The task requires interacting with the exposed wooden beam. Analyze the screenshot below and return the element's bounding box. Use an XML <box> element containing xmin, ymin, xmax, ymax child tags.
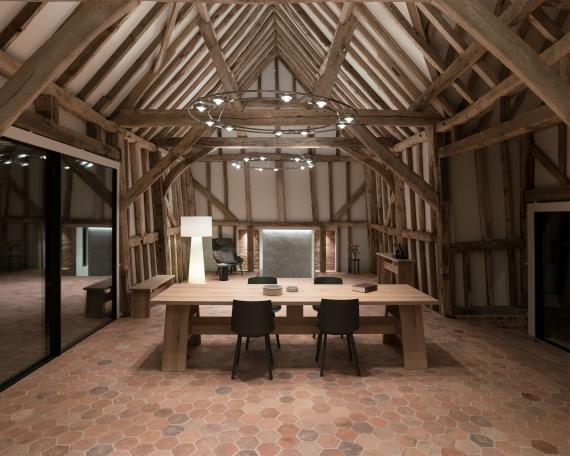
<box><xmin>438</xmin><ymin>33</ymin><xmax>570</xmax><ymax>131</ymax></box>
<box><xmin>154</xmin><ymin>2</ymin><xmax>182</xmax><ymax>73</ymax></box>
<box><xmin>196</xmin><ymin>3</ymin><xmax>242</xmax><ymax>105</ymax></box>
<box><xmin>114</xmin><ymin>108</ymin><xmax>441</xmax><ymax>127</ymax></box>
<box><xmin>121</xmin><ymin>126</ymin><xmax>209</xmax><ymax>209</ymax></box>
<box><xmin>0</xmin><ymin>4</ymin><xmax>45</xmax><ymax>51</ymax></box>
<box><xmin>15</xmin><ymin>110</ymin><xmax>120</xmax><ymax>161</ymax></box>
<box><xmin>434</xmin><ymin>0</ymin><xmax>570</xmax><ymax>126</ymax></box>
<box><xmin>439</xmin><ymin>105</ymin><xmax>560</xmax><ymax>157</ymax></box>
<box><xmin>334</xmin><ymin>183</ymin><xmax>365</xmax><ymax>220</ymax></box>
<box><xmin>348</xmin><ymin>125</ymin><xmax>439</xmax><ymax>209</ymax></box>
<box><xmin>193</xmin><ymin>180</ymin><xmax>239</xmax><ymax>221</ymax></box>
<box><xmin>314</xmin><ymin>3</ymin><xmax>356</xmax><ymax>97</ymax></box>
<box><xmin>0</xmin><ymin>0</ymin><xmax>138</xmax><ymax>136</ymax></box>
<box><xmin>0</xmin><ymin>50</ymin><xmax>159</xmax><ymax>152</ymax></box>
<box><xmin>525</xmin><ymin>185</ymin><xmax>570</xmax><ymax>202</ymax></box>
<box><xmin>63</xmin><ymin>157</ymin><xmax>113</xmax><ymax>207</ymax></box>
<box><xmin>413</xmin><ymin>0</ymin><xmax>546</xmax><ymax>111</ymax></box>
<box><xmin>531</xmin><ymin>142</ymin><xmax>570</xmax><ymax>185</ymax></box>
<box><xmin>153</xmin><ymin>135</ymin><xmax>398</xmax><ymax>149</ymax></box>
<box><xmin>162</xmin><ymin>147</ymin><xmax>214</xmax><ymax>194</ymax></box>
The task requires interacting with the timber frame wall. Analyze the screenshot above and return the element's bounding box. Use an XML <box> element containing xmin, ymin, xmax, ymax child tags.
<box><xmin>0</xmin><ymin>1</ymin><xmax>568</xmax><ymax>319</ymax></box>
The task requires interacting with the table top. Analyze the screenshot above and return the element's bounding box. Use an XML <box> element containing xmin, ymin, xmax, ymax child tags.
<box><xmin>152</xmin><ymin>279</ymin><xmax>438</xmax><ymax>307</ymax></box>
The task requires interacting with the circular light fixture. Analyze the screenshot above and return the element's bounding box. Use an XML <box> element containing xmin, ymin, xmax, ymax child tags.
<box><xmin>188</xmin><ymin>90</ymin><xmax>357</xmax><ymax>136</ymax></box>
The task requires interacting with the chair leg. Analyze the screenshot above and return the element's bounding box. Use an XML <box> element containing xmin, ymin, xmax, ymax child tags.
<box><xmin>319</xmin><ymin>333</ymin><xmax>327</xmax><ymax>377</ymax></box>
<box><xmin>245</xmin><ymin>337</ymin><xmax>250</xmax><ymax>350</ymax></box>
<box><xmin>349</xmin><ymin>333</ymin><xmax>361</xmax><ymax>376</ymax></box>
<box><xmin>315</xmin><ymin>331</ymin><xmax>323</xmax><ymax>363</ymax></box>
<box><xmin>346</xmin><ymin>334</ymin><xmax>352</xmax><ymax>362</ymax></box>
<box><xmin>239</xmin><ymin>264</ymin><xmax>243</xmax><ymax>275</ymax></box>
<box><xmin>231</xmin><ymin>336</ymin><xmax>242</xmax><ymax>379</ymax></box>
<box><xmin>264</xmin><ymin>335</ymin><xmax>273</xmax><ymax>380</ymax></box>
<box><xmin>275</xmin><ymin>334</ymin><xmax>281</xmax><ymax>349</ymax></box>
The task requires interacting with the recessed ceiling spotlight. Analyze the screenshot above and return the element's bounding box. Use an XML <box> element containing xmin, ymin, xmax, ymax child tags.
<box><xmin>273</xmin><ymin>168</ymin><xmax>279</xmax><ymax>172</ymax></box>
<box><xmin>337</xmin><ymin>122</ymin><xmax>347</xmax><ymax>130</ymax></box>
<box><xmin>195</xmin><ymin>103</ymin><xmax>207</xmax><ymax>112</ymax></box>
<box><xmin>243</xmin><ymin>157</ymin><xmax>250</xmax><ymax>162</ymax></box>
<box><xmin>205</xmin><ymin>120</ymin><xmax>215</xmax><ymax>127</ymax></box>
<box><xmin>280</xmin><ymin>94</ymin><xmax>293</xmax><ymax>103</ymax></box>
<box><xmin>18</xmin><ymin>154</ymin><xmax>27</xmax><ymax>159</ymax></box>
<box><xmin>274</xmin><ymin>130</ymin><xmax>283</xmax><ymax>137</ymax></box>
<box><xmin>294</xmin><ymin>157</ymin><xmax>301</xmax><ymax>162</ymax></box>
<box><xmin>344</xmin><ymin>115</ymin><xmax>354</xmax><ymax>124</ymax></box>
<box><xmin>260</xmin><ymin>156</ymin><xmax>266</xmax><ymax>161</ymax></box>
<box><xmin>300</xmin><ymin>130</ymin><xmax>309</xmax><ymax>136</ymax></box>
<box><xmin>315</xmin><ymin>100</ymin><xmax>327</xmax><ymax>108</ymax></box>
<box><xmin>225</xmin><ymin>125</ymin><xmax>234</xmax><ymax>131</ymax></box>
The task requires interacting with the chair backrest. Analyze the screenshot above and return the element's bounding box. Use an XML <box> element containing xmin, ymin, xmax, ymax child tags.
<box><xmin>318</xmin><ymin>299</ymin><xmax>359</xmax><ymax>334</ymax></box>
<box><xmin>231</xmin><ymin>300</ymin><xmax>275</xmax><ymax>336</ymax></box>
<box><xmin>212</xmin><ymin>238</ymin><xmax>237</xmax><ymax>263</ymax></box>
<box><xmin>248</xmin><ymin>276</ymin><xmax>278</xmax><ymax>284</ymax></box>
<box><xmin>314</xmin><ymin>276</ymin><xmax>343</xmax><ymax>285</ymax></box>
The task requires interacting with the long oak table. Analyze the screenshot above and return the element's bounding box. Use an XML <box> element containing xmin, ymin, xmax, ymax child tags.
<box><xmin>152</xmin><ymin>280</ymin><xmax>438</xmax><ymax>372</ymax></box>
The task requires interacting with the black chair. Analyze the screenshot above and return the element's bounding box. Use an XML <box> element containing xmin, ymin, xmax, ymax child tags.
<box><xmin>212</xmin><ymin>238</ymin><xmax>243</xmax><ymax>276</ymax></box>
<box><xmin>315</xmin><ymin>299</ymin><xmax>361</xmax><ymax>377</ymax></box>
<box><xmin>231</xmin><ymin>300</ymin><xmax>275</xmax><ymax>380</ymax></box>
<box><xmin>312</xmin><ymin>277</ymin><xmax>343</xmax><ymax>338</ymax></box>
<box><xmin>247</xmin><ymin>276</ymin><xmax>281</xmax><ymax>349</ymax></box>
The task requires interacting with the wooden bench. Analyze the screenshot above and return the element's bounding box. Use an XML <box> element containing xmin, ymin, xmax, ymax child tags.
<box><xmin>84</xmin><ymin>278</ymin><xmax>113</xmax><ymax>318</ymax></box>
<box><xmin>130</xmin><ymin>275</ymin><xmax>175</xmax><ymax>318</ymax></box>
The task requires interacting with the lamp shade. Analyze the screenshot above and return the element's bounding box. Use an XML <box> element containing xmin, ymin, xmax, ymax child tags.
<box><xmin>180</xmin><ymin>216</ymin><xmax>212</xmax><ymax>237</ymax></box>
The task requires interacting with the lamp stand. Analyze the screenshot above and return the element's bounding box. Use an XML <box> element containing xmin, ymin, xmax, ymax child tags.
<box><xmin>188</xmin><ymin>236</ymin><xmax>206</xmax><ymax>284</ymax></box>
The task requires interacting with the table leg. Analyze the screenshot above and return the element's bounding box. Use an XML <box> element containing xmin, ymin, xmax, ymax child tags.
<box><xmin>162</xmin><ymin>305</ymin><xmax>190</xmax><ymax>372</ymax></box>
<box><xmin>189</xmin><ymin>305</ymin><xmax>201</xmax><ymax>346</ymax></box>
<box><xmin>399</xmin><ymin>306</ymin><xmax>428</xmax><ymax>369</ymax></box>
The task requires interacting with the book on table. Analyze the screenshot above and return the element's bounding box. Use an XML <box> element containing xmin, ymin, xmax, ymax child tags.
<box><xmin>352</xmin><ymin>283</ymin><xmax>378</xmax><ymax>293</ymax></box>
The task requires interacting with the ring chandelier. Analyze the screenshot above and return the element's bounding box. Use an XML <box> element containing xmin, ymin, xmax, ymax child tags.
<box><xmin>230</xmin><ymin>152</ymin><xmax>315</xmax><ymax>173</ymax></box>
<box><xmin>188</xmin><ymin>90</ymin><xmax>358</xmax><ymax>136</ymax></box>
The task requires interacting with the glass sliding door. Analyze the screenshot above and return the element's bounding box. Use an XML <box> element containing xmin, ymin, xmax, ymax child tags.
<box><xmin>0</xmin><ymin>144</ymin><xmax>51</xmax><ymax>385</ymax></box>
<box><xmin>0</xmin><ymin>136</ymin><xmax>117</xmax><ymax>390</ymax></box>
<box><xmin>60</xmin><ymin>160</ymin><xmax>116</xmax><ymax>349</ymax></box>
<box><xmin>535</xmin><ymin>211</ymin><xmax>570</xmax><ymax>351</ymax></box>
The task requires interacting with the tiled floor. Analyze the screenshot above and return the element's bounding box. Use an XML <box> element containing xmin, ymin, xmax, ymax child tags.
<box><xmin>0</xmin><ymin>272</ymin><xmax>113</xmax><ymax>383</ymax></box>
<box><xmin>0</xmin><ymin>274</ymin><xmax>569</xmax><ymax>456</ymax></box>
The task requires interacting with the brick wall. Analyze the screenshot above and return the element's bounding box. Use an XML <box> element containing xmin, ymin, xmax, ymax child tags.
<box><xmin>61</xmin><ymin>227</ymin><xmax>75</xmax><ymax>275</ymax></box>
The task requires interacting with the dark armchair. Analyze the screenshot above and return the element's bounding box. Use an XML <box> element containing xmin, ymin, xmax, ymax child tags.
<box><xmin>212</xmin><ymin>238</ymin><xmax>243</xmax><ymax>275</ymax></box>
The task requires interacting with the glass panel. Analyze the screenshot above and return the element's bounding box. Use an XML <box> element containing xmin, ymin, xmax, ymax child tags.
<box><xmin>61</xmin><ymin>160</ymin><xmax>114</xmax><ymax>349</ymax></box>
<box><xmin>535</xmin><ymin>211</ymin><xmax>570</xmax><ymax>351</ymax></box>
<box><xmin>0</xmin><ymin>145</ymin><xmax>49</xmax><ymax>385</ymax></box>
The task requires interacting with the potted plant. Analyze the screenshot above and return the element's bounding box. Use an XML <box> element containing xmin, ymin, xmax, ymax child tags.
<box><xmin>348</xmin><ymin>242</ymin><xmax>360</xmax><ymax>259</ymax></box>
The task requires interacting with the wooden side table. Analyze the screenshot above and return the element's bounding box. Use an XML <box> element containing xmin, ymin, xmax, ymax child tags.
<box><xmin>376</xmin><ymin>253</ymin><xmax>416</xmax><ymax>287</ymax></box>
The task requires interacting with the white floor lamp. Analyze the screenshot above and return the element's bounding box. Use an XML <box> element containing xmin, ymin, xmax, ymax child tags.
<box><xmin>181</xmin><ymin>216</ymin><xmax>212</xmax><ymax>284</ymax></box>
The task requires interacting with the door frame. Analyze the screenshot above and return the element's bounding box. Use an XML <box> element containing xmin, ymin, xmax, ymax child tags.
<box><xmin>527</xmin><ymin>201</ymin><xmax>570</xmax><ymax>338</ymax></box>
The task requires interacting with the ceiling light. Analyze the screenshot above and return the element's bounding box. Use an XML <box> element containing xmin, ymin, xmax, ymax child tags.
<box><xmin>40</xmin><ymin>155</ymin><xmax>47</xmax><ymax>160</ymax></box>
<box><xmin>294</xmin><ymin>157</ymin><xmax>301</xmax><ymax>162</ymax></box>
<box><xmin>300</xmin><ymin>130</ymin><xmax>309</xmax><ymax>136</ymax></box>
<box><xmin>308</xmin><ymin>164</ymin><xmax>315</xmax><ymax>169</ymax></box>
<box><xmin>20</xmin><ymin>162</ymin><xmax>29</xmax><ymax>167</ymax></box>
<box><xmin>243</xmin><ymin>157</ymin><xmax>250</xmax><ymax>162</ymax></box>
<box><xmin>225</xmin><ymin>125</ymin><xmax>234</xmax><ymax>131</ymax></box>
<box><xmin>337</xmin><ymin>122</ymin><xmax>347</xmax><ymax>130</ymax></box>
<box><xmin>205</xmin><ymin>120</ymin><xmax>215</xmax><ymax>127</ymax></box>
<box><xmin>64</xmin><ymin>165</ymin><xmax>70</xmax><ymax>170</ymax></box>
<box><xmin>260</xmin><ymin>156</ymin><xmax>266</xmax><ymax>161</ymax></box>
<box><xmin>85</xmin><ymin>163</ymin><xmax>94</xmax><ymax>168</ymax></box>
<box><xmin>300</xmin><ymin>165</ymin><xmax>306</xmax><ymax>170</ymax></box>
<box><xmin>273</xmin><ymin>168</ymin><xmax>279</xmax><ymax>172</ymax></box>
<box><xmin>280</xmin><ymin>94</ymin><xmax>293</xmax><ymax>103</ymax></box>
<box><xmin>274</xmin><ymin>130</ymin><xmax>282</xmax><ymax>137</ymax></box>
<box><xmin>315</xmin><ymin>100</ymin><xmax>327</xmax><ymax>108</ymax></box>
<box><xmin>256</xmin><ymin>167</ymin><xmax>263</xmax><ymax>172</ymax></box>
<box><xmin>235</xmin><ymin>164</ymin><xmax>241</xmax><ymax>169</ymax></box>
<box><xmin>344</xmin><ymin>115</ymin><xmax>354</xmax><ymax>124</ymax></box>
<box><xmin>195</xmin><ymin>103</ymin><xmax>207</xmax><ymax>112</ymax></box>
<box><xmin>212</xmin><ymin>96</ymin><xmax>224</xmax><ymax>106</ymax></box>
<box><xmin>4</xmin><ymin>160</ymin><xmax>12</xmax><ymax>165</ymax></box>
<box><xmin>17</xmin><ymin>154</ymin><xmax>27</xmax><ymax>159</ymax></box>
